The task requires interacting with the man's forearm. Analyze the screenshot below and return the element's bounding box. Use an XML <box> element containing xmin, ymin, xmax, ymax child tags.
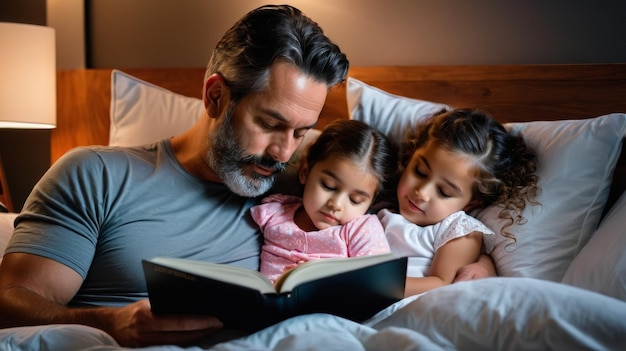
<box><xmin>0</xmin><ymin>285</ymin><xmax>113</xmax><ymax>330</ymax></box>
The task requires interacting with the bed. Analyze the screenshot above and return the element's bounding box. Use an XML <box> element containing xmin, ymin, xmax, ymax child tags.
<box><xmin>1</xmin><ymin>63</ymin><xmax>626</xmax><ymax>350</ymax></box>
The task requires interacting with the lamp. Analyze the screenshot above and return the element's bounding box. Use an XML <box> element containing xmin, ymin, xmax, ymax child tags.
<box><xmin>0</xmin><ymin>22</ymin><xmax>56</xmax><ymax>212</ymax></box>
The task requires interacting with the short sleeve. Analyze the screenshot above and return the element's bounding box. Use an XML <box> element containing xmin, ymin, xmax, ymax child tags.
<box><xmin>433</xmin><ymin>212</ymin><xmax>495</xmax><ymax>253</ymax></box>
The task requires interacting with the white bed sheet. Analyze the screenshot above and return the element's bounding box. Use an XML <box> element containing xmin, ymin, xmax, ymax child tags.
<box><xmin>2</xmin><ymin>277</ymin><xmax>625</xmax><ymax>351</ymax></box>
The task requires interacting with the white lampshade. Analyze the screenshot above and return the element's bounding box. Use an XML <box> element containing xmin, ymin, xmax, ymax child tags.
<box><xmin>0</xmin><ymin>22</ymin><xmax>56</xmax><ymax>129</ymax></box>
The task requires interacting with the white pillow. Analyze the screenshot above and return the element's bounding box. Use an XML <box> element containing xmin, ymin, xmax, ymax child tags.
<box><xmin>477</xmin><ymin>115</ymin><xmax>626</xmax><ymax>281</ymax></box>
<box><xmin>109</xmin><ymin>70</ymin><xmax>205</xmax><ymax>147</ymax></box>
<box><xmin>347</xmin><ymin>77</ymin><xmax>626</xmax><ymax>281</ymax></box>
<box><xmin>561</xmin><ymin>191</ymin><xmax>626</xmax><ymax>301</ymax></box>
<box><xmin>347</xmin><ymin>77</ymin><xmax>449</xmax><ymax>144</ymax></box>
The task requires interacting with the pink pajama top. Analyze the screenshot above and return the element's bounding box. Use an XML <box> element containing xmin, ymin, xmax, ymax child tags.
<box><xmin>251</xmin><ymin>194</ymin><xmax>390</xmax><ymax>283</ymax></box>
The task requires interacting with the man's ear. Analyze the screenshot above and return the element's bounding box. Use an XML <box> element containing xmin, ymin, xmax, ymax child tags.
<box><xmin>204</xmin><ymin>74</ymin><xmax>229</xmax><ymax>119</ymax></box>
<box><xmin>298</xmin><ymin>158</ymin><xmax>310</xmax><ymax>185</ymax></box>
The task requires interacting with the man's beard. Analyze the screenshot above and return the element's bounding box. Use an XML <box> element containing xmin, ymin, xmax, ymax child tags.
<box><xmin>207</xmin><ymin>107</ymin><xmax>287</xmax><ymax>197</ymax></box>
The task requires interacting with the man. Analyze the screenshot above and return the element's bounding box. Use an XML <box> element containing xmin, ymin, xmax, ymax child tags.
<box><xmin>0</xmin><ymin>5</ymin><xmax>349</xmax><ymax>347</ymax></box>
<box><xmin>0</xmin><ymin>4</ymin><xmax>494</xmax><ymax>348</ymax></box>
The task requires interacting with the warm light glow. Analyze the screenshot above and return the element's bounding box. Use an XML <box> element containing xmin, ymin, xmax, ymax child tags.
<box><xmin>0</xmin><ymin>22</ymin><xmax>56</xmax><ymax>129</ymax></box>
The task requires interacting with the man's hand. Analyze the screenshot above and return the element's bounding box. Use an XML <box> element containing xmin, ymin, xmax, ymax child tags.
<box><xmin>108</xmin><ymin>300</ymin><xmax>223</xmax><ymax>347</ymax></box>
<box><xmin>0</xmin><ymin>254</ymin><xmax>223</xmax><ymax>347</ymax></box>
<box><xmin>453</xmin><ymin>253</ymin><xmax>497</xmax><ymax>283</ymax></box>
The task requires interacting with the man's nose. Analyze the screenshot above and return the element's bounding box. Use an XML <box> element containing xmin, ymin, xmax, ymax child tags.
<box><xmin>268</xmin><ymin>133</ymin><xmax>299</xmax><ymax>163</ymax></box>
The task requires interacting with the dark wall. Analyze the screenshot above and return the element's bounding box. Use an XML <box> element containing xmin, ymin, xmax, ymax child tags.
<box><xmin>0</xmin><ymin>0</ymin><xmax>46</xmax><ymax>24</ymax></box>
<box><xmin>85</xmin><ymin>1</ymin><xmax>626</xmax><ymax>68</ymax></box>
<box><xmin>0</xmin><ymin>0</ymin><xmax>52</xmax><ymax>211</ymax></box>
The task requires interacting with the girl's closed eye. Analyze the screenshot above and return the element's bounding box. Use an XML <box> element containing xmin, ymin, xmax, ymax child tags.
<box><xmin>414</xmin><ymin>165</ymin><xmax>427</xmax><ymax>178</ymax></box>
<box><xmin>320</xmin><ymin>180</ymin><xmax>336</xmax><ymax>191</ymax></box>
<box><xmin>438</xmin><ymin>187</ymin><xmax>452</xmax><ymax>198</ymax></box>
<box><xmin>349</xmin><ymin>196</ymin><xmax>365</xmax><ymax>205</ymax></box>
<box><xmin>319</xmin><ymin>180</ymin><xmax>367</xmax><ymax>205</ymax></box>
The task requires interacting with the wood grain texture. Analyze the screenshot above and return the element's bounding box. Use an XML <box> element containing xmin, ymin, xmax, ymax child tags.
<box><xmin>345</xmin><ymin>64</ymin><xmax>626</xmax><ymax>123</ymax></box>
<box><xmin>53</xmin><ymin>69</ymin><xmax>111</xmax><ymax>163</ymax></box>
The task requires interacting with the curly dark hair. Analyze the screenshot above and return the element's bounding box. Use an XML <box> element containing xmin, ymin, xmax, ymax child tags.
<box><xmin>401</xmin><ymin>108</ymin><xmax>540</xmax><ymax>241</ymax></box>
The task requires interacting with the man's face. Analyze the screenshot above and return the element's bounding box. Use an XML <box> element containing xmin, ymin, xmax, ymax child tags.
<box><xmin>209</xmin><ymin>61</ymin><xmax>328</xmax><ymax>197</ymax></box>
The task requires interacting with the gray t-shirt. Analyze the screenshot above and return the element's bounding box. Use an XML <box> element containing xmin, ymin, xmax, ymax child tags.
<box><xmin>6</xmin><ymin>140</ymin><xmax>262</xmax><ymax>306</ymax></box>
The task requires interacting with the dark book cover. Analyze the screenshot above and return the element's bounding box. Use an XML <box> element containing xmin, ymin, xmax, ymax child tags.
<box><xmin>142</xmin><ymin>256</ymin><xmax>407</xmax><ymax>331</ymax></box>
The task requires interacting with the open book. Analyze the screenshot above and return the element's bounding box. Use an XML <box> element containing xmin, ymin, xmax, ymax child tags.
<box><xmin>142</xmin><ymin>253</ymin><xmax>407</xmax><ymax>330</ymax></box>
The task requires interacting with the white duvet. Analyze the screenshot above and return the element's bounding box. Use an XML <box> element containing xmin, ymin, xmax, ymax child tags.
<box><xmin>2</xmin><ymin>277</ymin><xmax>625</xmax><ymax>351</ymax></box>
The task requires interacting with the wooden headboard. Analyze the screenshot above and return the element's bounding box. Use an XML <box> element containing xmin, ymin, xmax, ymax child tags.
<box><xmin>54</xmin><ymin>64</ymin><xmax>626</xmax><ymax>209</ymax></box>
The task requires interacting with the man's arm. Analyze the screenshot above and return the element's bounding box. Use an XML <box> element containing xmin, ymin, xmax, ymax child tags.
<box><xmin>453</xmin><ymin>253</ymin><xmax>497</xmax><ymax>282</ymax></box>
<box><xmin>0</xmin><ymin>253</ymin><xmax>222</xmax><ymax>347</ymax></box>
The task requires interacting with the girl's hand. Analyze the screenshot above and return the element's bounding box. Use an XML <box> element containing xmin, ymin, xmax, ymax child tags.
<box><xmin>453</xmin><ymin>253</ymin><xmax>497</xmax><ymax>282</ymax></box>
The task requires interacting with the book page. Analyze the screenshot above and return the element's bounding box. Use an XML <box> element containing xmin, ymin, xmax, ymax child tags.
<box><xmin>276</xmin><ymin>253</ymin><xmax>397</xmax><ymax>292</ymax></box>
<box><xmin>149</xmin><ymin>257</ymin><xmax>277</xmax><ymax>294</ymax></box>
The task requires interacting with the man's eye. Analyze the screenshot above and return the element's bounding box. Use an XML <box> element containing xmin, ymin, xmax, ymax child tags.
<box><xmin>261</xmin><ymin>120</ymin><xmax>276</xmax><ymax>130</ymax></box>
<box><xmin>294</xmin><ymin>129</ymin><xmax>308</xmax><ymax>139</ymax></box>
